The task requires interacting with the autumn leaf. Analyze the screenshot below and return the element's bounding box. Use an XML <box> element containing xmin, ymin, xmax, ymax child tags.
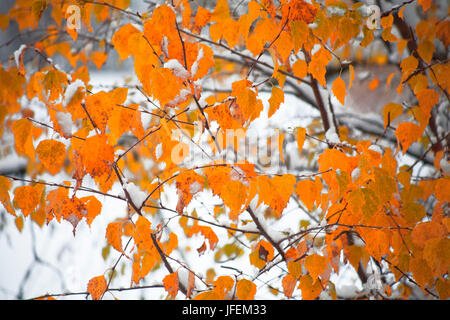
<box><xmin>304</xmin><ymin>254</ymin><xmax>327</xmax><ymax>281</ymax></box>
<box><xmin>14</xmin><ymin>185</ymin><xmax>39</xmax><ymax>217</ymax></box>
<box><xmin>163</xmin><ymin>272</ymin><xmax>179</xmax><ymax>299</ymax></box>
<box><xmin>213</xmin><ymin>275</ymin><xmax>234</xmax><ymax>299</ymax></box>
<box><xmin>12</xmin><ymin>118</ymin><xmax>35</xmax><ymax>159</ymax></box>
<box><xmin>0</xmin><ymin>176</ymin><xmax>15</xmax><ymax>216</ymax></box>
<box><xmin>106</xmin><ymin>221</ymin><xmax>124</xmax><ymax>253</ymax></box>
<box><xmin>87</xmin><ymin>275</ymin><xmax>107</xmax><ymax>300</ymax></box>
<box><xmin>282</xmin><ymin>274</ymin><xmax>297</xmax><ymax>299</ymax></box>
<box><xmin>299</xmin><ymin>274</ymin><xmax>322</xmax><ymax>300</ymax></box>
<box><xmin>395</xmin><ymin>122</ymin><xmax>423</xmax><ymax>153</ymax></box>
<box><xmin>236</xmin><ymin>279</ymin><xmax>256</xmax><ymax>300</ymax></box>
<box><xmin>36</xmin><ymin>139</ymin><xmax>66</xmax><ymax>175</ymax></box>
<box><xmin>78</xmin><ymin>134</ymin><xmax>115</xmax><ymax>178</ymax></box>
<box><xmin>268</xmin><ymin>86</ymin><xmax>284</xmax><ymax>117</ymax></box>
<box><xmin>331</xmin><ymin>76</ymin><xmax>346</xmax><ymax>105</ymax></box>
<box><xmin>112</xmin><ymin>24</ymin><xmax>140</xmax><ymax>60</ymax></box>
<box><xmin>249</xmin><ymin>240</ymin><xmax>274</xmax><ymax>269</ymax></box>
<box><xmin>382</xmin><ymin>103</ymin><xmax>404</xmax><ymax>129</ymax></box>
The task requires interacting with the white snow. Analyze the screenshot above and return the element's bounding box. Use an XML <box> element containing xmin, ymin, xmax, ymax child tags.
<box><xmin>351</xmin><ymin>167</ymin><xmax>361</xmax><ymax>181</ymax></box>
<box><xmin>55</xmin><ymin>111</ymin><xmax>74</xmax><ymax>138</ymax></box>
<box><xmin>189</xmin><ymin>181</ymin><xmax>202</xmax><ymax>194</ymax></box>
<box><xmin>368</xmin><ymin>144</ymin><xmax>382</xmax><ymax>154</ymax></box>
<box><xmin>14</xmin><ymin>44</ymin><xmax>27</xmax><ymax>69</ymax></box>
<box><xmin>440</xmin><ymin>158</ymin><xmax>450</xmax><ymax>175</ymax></box>
<box><xmin>325</xmin><ymin>128</ymin><xmax>341</xmax><ymax>144</ymax></box>
<box><xmin>166</xmin><ymin>88</ymin><xmax>190</xmax><ymax>106</ymax></box>
<box><xmin>155</xmin><ymin>143</ymin><xmax>163</xmax><ymax>160</ymax></box>
<box><xmin>326</xmin><ymin>6</ymin><xmax>347</xmax><ymax>17</ymax></box>
<box><xmin>164</xmin><ymin>59</ymin><xmax>191</xmax><ymax>80</ymax></box>
<box><xmin>123</xmin><ymin>182</ymin><xmax>148</xmax><ymax>209</ymax></box>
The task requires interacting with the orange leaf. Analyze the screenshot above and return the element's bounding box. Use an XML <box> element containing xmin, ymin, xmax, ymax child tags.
<box><xmin>193</xmin><ymin>291</ymin><xmax>220</xmax><ymax>300</ymax></box>
<box><xmin>249</xmin><ymin>240</ymin><xmax>274</xmax><ymax>269</ymax></box>
<box><xmin>299</xmin><ymin>274</ymin><xmax>322</xmax><ymax>300</ymax></box>
<box><xmin>236</xmin><ymin>279</ymin><xmax>256</xmax><ymax>300</ymax></box>
<box><xmin>90</xmin><ymin>51</ymin><xmax>108</xmax><ymax>69</ymax></box>
<box><xmin>0</xmin><ymin>176</ymin><xmax>15</xmax><ymax>216</ymax></box>
<box><xmin>282</xmin><ymin>274</ymin><xmax>297</xmax><ymax>298</ymax></box>
<box><xmin>213</xmin><ymin>275</ymin><xmax>235</xmax><ymax>299</ymax></box>
<box><xmin>220</xmin><ymin>179</ymin><xmax>248</xmax><ymax>220</ymax></box>
<box><xmin>106</xmin><ymin>221</ymin><xmax>123</xmax><ymax>253</ymax></box>
<box><xmin>368</xmin><ymin>77</ymin><xmax>379</xmax><ymax>90</ymax></box>
<box><xmin>12</xmin><ymin>118</ymin><xmax>35</xmax><ymax>159</ymax></box>
<box><xmin>36</xmin><ymin>139</ymin><xmax>66</xmax><ymax>175</ymax></box>
<box><xmin>395</xmin><ymin>122</ymin><xmax>423</xmax><ymax>153</ymax></box>
<box><xmin>295</xmin><ymin>178</ymin><xmax>322</xmax><ymax>211</ymax></box>
<box><xmin>292</xmin><ymin>58</ymin><xmax>307</xmax><ymax>80</ymax></box>
<box><xmin>268</xmin><ymin>86</ymin><xmax>284</xmax><ymax>117</ymax></box>
<box><xmin>348</xmin><ymin>64</ymin><xmax>355</xmax><ymax>89</ymax></box>
<box><xmin>308</xmin><ymin>47</ymin><xmax>331</xmax><ymax>87</ymax></box>
<box><xmin>112</xmin><ymin>24</ymin><xmax>140</xmax><ymax>60</ymax></box>
<box><xmin>78</xmin><ymin>134</ymin><xmax>115</xmax><ymax>178</ymax></box>
<box><xmin>187</xmin><ymin>225</ymin><xmax>219</xmax><ymax>250</ymax></box>
<box><xmin>256</xmin><ymin>174</ymin><xmax>296</xmax><ymax>216</ymax></box>
<box><xmin>145</xmin><ymin>68</ymin><xmax>183</xmax><ymax>107</ymax></box>
<box><xmin>14</xmin><ymin>185</ymin><xmax>39</xmax><ymax>217</ymax></box>
<box><xmin>296</xmin><ymin>127</ymin><xmax>306</xmax><ymax>156</ymax></box>
<box><xmin>163</xmin><ymin>272</ymin><xmax>179</xmax><ymax>299</ymax></box>
<box><xmin>382</xmin><ymin>103</ymin><xmax>403</xmax><ymax>129</ymax></box>
<box><xmin>87</xmin><ymin>275</ymin><xmax>107</xmax><ymax>300</ymax></box>
<box><xmin>304</xmin><ymin>254</ymin><xmax>327</xmax><ymax>281</ymax></box>
<box><xmin>331</xmin><ymin>76</ymin><xmax>346</xmax><ymax>105</ymax></box>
